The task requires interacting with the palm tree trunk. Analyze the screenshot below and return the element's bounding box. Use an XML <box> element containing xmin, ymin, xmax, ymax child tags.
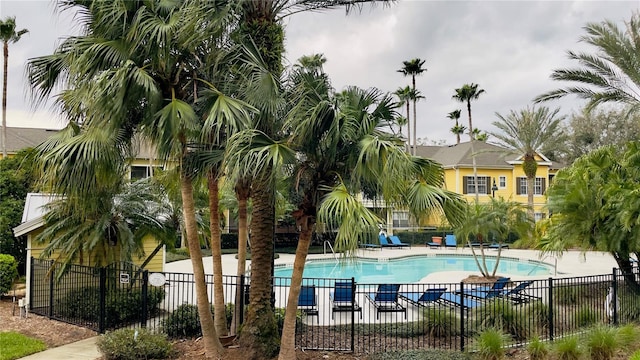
<box><xmin>412</xmin><ymin>76</ymin><xmax>417</xmax><ymax>156</ymax></box>
<box><xmin>239</xmin><ymin>174</ymin><xmax>279</xmax><ymax>359</ymax></box>
<box><xmin>231</xmin><ymin>179</ymin><xmax>250</xmax><ymax>335</ymax></box>
<box><xmin>2</xmin><ymin>41</ymin><xmax>8</xmax><ymax>158</ymax></box>
<box><xmin>181</xmin><ymin>172</ymin><xmax>224</xmax><ymax>358</ymax></box>
<box><xmin>527</xmin><ymin>175</ymin><xmax>535</xmax><ymax>219</ymax></box>
<box><xmin>278</xmin><ymin>218</ymin><xmax>313</xmax><ymax>360</ymax></box>
<box><xmin>405</xmin><ymin>102</ymin><xmax>411</xmax><ymax>153</ymax></box>
<box><xmin>466</xmin><ymin>101</ymin><xmax>474</xmax><ymax>140</ymax></box>
<box><xmin>208</xmin><ymin>169</ymin><xmax>228</xmax><ymax>336</ymax></box>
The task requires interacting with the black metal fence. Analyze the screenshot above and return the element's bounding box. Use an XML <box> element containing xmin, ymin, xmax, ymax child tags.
<box><xmin>29</xmin><ymin>258</ymin><xmax>640</xmax><ymax>353</ymax></box>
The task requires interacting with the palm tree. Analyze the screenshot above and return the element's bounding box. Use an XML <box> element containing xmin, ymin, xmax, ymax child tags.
<box><xmin>27</xmin><ymin>1</ymin><xmax>253</xmax><ymax>357</ymax></box>
<box><xmin>491</xmin><ymin>106</ymin><xmax>566</xmax><ymax>218</ymax></box>
<box><xmin>398</xmin><ymin>58</ymin><xmax>427</xmax><ymax>155</ymax></box>
<box><xmin>228</xmin><ymin>57</ymin><xmax>466</xmax><ymax>360</ymax></box>
<box><xmin>453</xmin><ymin>83</ymin><xmax>485</xmax><ymax>201</ymax></box>
<box><xmin>534</xmin><ymin>13</ymin><xmax>640</xmax><ymax>113</ymax></box>
<box><xmin>472</xmin><ymin>128</ymin><xmax>489</xmax><ymax>142</ymax></box>
<box><xmin>394</xmin><ymin>86</ymin><xmax>411</xmax><ymax>149</ymax></box>
<box><xmin>447</xmin><ymin>109</ymin><xmax>463</xmax><ymax>144</ymax></box>
<box><xmin>453</xmin><ymin>83</ymin><xmax>485</xmax><ymax>140</ymax></box>
<box><xmin>0</xmin><ymin>17</ymin><xmax>28</xmax><ymax>158</ymax></box>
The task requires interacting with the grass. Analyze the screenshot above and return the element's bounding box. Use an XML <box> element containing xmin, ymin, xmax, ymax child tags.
<box><xmin>0</xmin><ymin>331</ymin><xmax>47</xmax><ymax>360</ymax></box>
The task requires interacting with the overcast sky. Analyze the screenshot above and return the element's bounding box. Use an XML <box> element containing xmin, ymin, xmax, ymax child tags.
<box><xmin>1</xmin><ymin>0</ymin><xmax>638</xmax><ymax>144</ymax></box>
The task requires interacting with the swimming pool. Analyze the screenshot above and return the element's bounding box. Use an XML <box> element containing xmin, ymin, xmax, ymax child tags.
<box><xmin>273</xmin><ymin>255</ymin><xmax>552</xmax><ymax>284</ymax></box>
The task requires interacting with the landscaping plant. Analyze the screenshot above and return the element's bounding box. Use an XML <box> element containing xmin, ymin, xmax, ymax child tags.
<box><xmin>584</xmin><ymin>325</ymin><xmax>619</xmax><ymax>360</ymax></box>
<box><xmin>97</xmin><ymin>328</ymin><xmax>173</xmax><ymax>360</ymax></box>
<box><xmin>552</xmin><ymin>336</ymin><xmax>582</xmax><ymax>360</ymax></box>
<box><xmin>0</xmin><ymin>254</ymin><xmax>18</xmax><ymax>295</ymax></box>
<box><xmin>526</xmin><ymin>335</ymin><xmax>549</xmax><ymax>360</ymax></box>
<box><xmin>473</xmin><ymin>327</ymin><xmax>508</xmax><ymax>360</ymax></box>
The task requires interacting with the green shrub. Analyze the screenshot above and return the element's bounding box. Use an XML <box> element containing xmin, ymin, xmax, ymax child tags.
<box><xmin>527</xmin><ymin>336</ymin><xmax>549</xmax><ymax>360</ymax></box>
<box><xmin>555</xmin><ymin>285</ymin><xmax>579</xmax><ymax>305</ymax></box>
<box><xmin>163</xmin><ymin>303</ymin><xmax>234</xmax><ymax>338</ymax></box>
<box><xmin>618</xmin><ymin>324</ymin><xmax>640</xmax><ymax>350</ymax></box>
<box><xmin>553</xmin><ymin>336</ymin><xmax>582</xmax><ymax>360</ymax></box>
<box><xmin>422</xmin><ymin>307</ymin><xmax>460</xmax><ymax>337</ymax></box>
<box><xmin>367</xmin><ymin>349</ymin><xmax>471</xmax><ymax>360</ymax></box>
<box><xmin>584</xmin><ymin>325</ymin><xmax>618</xmax><ymax>360</ymax></box>
<box><xmin>525</xmin><ymin>300</ymin><xmax>550</xmax><ymax>330</ymax></box>
<box><xmin>575</xmin><ymin>305</ymin><xmax>599</xmax><ymax>327</ymax></box>
<box><xmin>474</xmin><ymin>299</ymin><xmax>527</xmax><ymax>340</ymax></box>
<box><xmin>473</xmin><ymin>327</ymin><xmax>508</xmax><ymax>360</ymax></box>
<box><xmin>97</xmin><ymin>328</ymin><xmax>172</xmax><ymax>360</ymax></box>
<box><xmin>55</xmin><ymin>286</ymin><xmax>165</xmax><ymax>328</ymax></box>
<box><xmin>0</xmin><ymin>254</ymin><xmax>18</xmax><ymax>295</ymax></box>
<box><xmin>631</xmin><ymin>349</ymin><xmax>640</xmax><ymax>360</ymax></box>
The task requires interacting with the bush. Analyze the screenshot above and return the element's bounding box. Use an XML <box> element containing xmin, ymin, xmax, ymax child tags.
<box><xmin>575</xmin><ymin>305</ymin><xmax>599</xmax><ymax>327</ymax></box>
<box><xmin>367</xmin><ymin>349</ymin><xmax>471</xmax><ymax>360</ymax></box>
<box><xmin>474</xmin><ymin>299</ymin><xmax>528</xmax><ymax>340</ymax></box>
<box><xmin>97</xmin><ymin>328</ymin><xmax>172</xmax><ymax>360</ymax></box>
<box><xmin>422</xmin><ymin>307</ymin><xmax>460</xmax><ymax>337</ymax></box>
<box><xmin>631</xmin><ymin>349</ymin><xmax>640</xmax><ymax>360</ymax></box>
<box><xmin>555</xmin><ymin>285</ymin><xmax>579</xmax><ymax>305</ymax></box>
<box><xmin>553</xmin><ymin>336</ymin><xmax>582</xmax><ymax>360</ymax></box>
<box><xmin>618</xmin><ymin>324</ymin><xmax>640</xmax><ymax>350</ymax></box>
<box><xmin>473</xmin><ymin>327</ymin><xmax>508</xmax><ymax>360</ymax></box>
<box><xmin>527</xmin><ymin>336</ymin><xmax>549</xmax><ymax>360</ymax></box>
<box><xmin>163</xmin><ymin>303</ymin><xmax>234</xmax><ymax>338</ymax></box>
<box><xmin>584</xmin><ymin>325</ymin><xmax>618</xmax><ymax>360</ymax></box>
<box><xmin>56</xmin><ymin>286</ymin><xmax>165</xmax><ymax>328</ymax></box>
<box><xmin>0</xmin><ymin>254</ymin><xmax>18</xmax><ymax>295</ymax></box>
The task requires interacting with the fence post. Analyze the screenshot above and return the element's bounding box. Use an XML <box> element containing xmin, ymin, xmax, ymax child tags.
<box><xmin>48</xmin><ymin>261</ymin><xmax>54</xmax><ymax>319</ymax></box>
<box><xmin>99</xmin><ymin>267</ymin><xmax>106</xmax><ymax>333</ymax></box>
<box><xmin>239</xmin><ymin>275</ymin><xmax>245</xmax><ymax>326</ymax></box>
<box><xmin>29</xmin><ymin>257</ymin><xmax>34</xmax><ymax>314</ymax></box>
<box><xmin>141</xmin><ymin>270</ymin><xmax>149</xmax><ymax>329</ymax></box>
<box><xmin>612</xmin><ymin>268</ymin><xmax>618</xmax><ymax>325</ymax></box>
<box><xmin>350</xmin><ymin>277</ymin><xmax>355</xmax><ymax>352</ymax></box>
<box><xmin>460</xmin><ymin>281</ymin><xmax>465</xmax><ymax>351</ymax></box>
<box><xmin>548</xmin><ymin>277</ymin><xmax>554</xmax><ymax>341</ymax></box>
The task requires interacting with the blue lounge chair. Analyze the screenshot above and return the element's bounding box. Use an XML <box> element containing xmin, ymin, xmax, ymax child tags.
<box><xmin>378</xmin><ymin>234</ymin><xmax>400</xmax><ymax>248</ymax></box>
<box><xmin>489</xmin><ymin>243</ymin><xmax>509</xmax><ymax>249</ymax></box>
<box><xmin>389</xmin><ymin>235</ymin><xmax>410</xmax><ymax>248</ymax></box>
<box><xmin>298</xmin><ymin>285</ymin><xmax>318</xmax><ymax>316</ymax></box>
<box><xmin>500</xmin><ymin>280</ymin><xmax>538</xmax><ymax>304</ymax></box>
<box><xmin>458</xmin><ymin>277</ymin><xmax>511</xmax><ymax>299</ymax></box>
<box><xmin>366</xmin><ymin>284</ymin><xmax>406</xmax><ymax>319</ymax></box>
<box><xmin>445</xmin><ymin>234</ymin><xmax>457</xmax><ymax>247</ymax></box>
<box><xmin>440</xmin><ymin>292</ymin><xmax>483</xmax><ymax>310</ymax></box>
<box><xmin>399</xmin><ymin>288</ymin><xmax>447</xmax><ymax>307</ymax></box>
<box><xmin>330</xmin><ymin>281</ymin><xmax>362</xmax><ymax>319</ymax></box>
<box><xmin>426</xmin><ymin>236</ymin><xmax>442</xmax><ymax>248</ymax></box>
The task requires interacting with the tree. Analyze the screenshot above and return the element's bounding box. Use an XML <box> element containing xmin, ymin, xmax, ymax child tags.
<box><xmin>27</xmin><ymin>1</ymin><xmax>253</xmax><ymax>357</ymax></box>
<box><xmin>544</xmin><ymin>143</ymin><xmax>640</xmax><ymax>289</ymax></box>
<box><xmin>229</xmin><ymin>55</ymin><xmax>466</xmax><ymax>360</ymax></box>
<box><xmin>453</xmin><ymin>83</ymin><xmax>485</xmax><ymax>140</ymax></box>
<box><xmin>394</xmin><ymin>86</ymin><xmax>412</xmax><ymax>148</ymax></box>
<box><xmin>534</xmin><ymin>13</ymin><xmax>640</xmax><ymax>113</ymax></box>
<box><xmin>447</xmin><ymin>109</ymin><xmax>464</xmax><ymax>144</ymax></box>
<box><xmin>491</xmin><ymin>106</ymin><xmax>567</xmax><ymax>218</ymax></box>
<box><xmin>453</xmin><ymin>83</ymin><xmax>485</xmax><ymax>201</ymax></box>
<box><xmin>0</xmin><ymin>17</ymin><xmax>28</xmax><ymax>158</ymax></box>
<box><xmin>398</xmin><ymin>58</ymin><xmax>427</xmax><ymax>155</ymax></box>
<box><xmin>456</xmin><ymin>198</ymin><xmax>533</xmax><ymax>278</ymax></box>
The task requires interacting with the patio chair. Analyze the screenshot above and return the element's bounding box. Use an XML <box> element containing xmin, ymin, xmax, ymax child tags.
<box><xmin>399</xmin><ymin>288</ymin><xmax>447</xmax><ymax>307</ymax></box>
<box><xmin>366</xmin><ymin>284</ymin><xmax>406</xmax><ymax>319</ymax></box>
<box><xmin>444</xmin><ymin>234</ymin><xmax>457</xmax><ymax>248</ymax></box>
<box><xmin>500</xmin><ymin>280</ymin><xmax>538</xmax><ymax>304</ymax></box>
<box><xmin>298</xmin><ymin>285</ymin><xmax>318</xmax><ymax>316</ymax></box>
<box><xmin>459</xmin><ymin>277</ymin><xmax>511</xmax><ymax>299</ymax></box>
<box><xmin>330</xmin><ymin>281</ymin><xmax>362</xmax><ymax>319</ymax></box>
<box><xmin>389</xmin><ymin>235</ymin><xmax>410</xmax><ymax>248</ymax></box>
<box><xmin>378</xmin><ymin>234</ymin><xmax>398</xmax><ymax>248</ymax></box>
<box><xmin>439</xmin><ymin>291</ymin><xmax>483</xmax><ymax>310</ymax></box>
<box><xmin>426</xmin><ymin>236</ymin><xmax>442</xmax><ymax>248</ymax></box>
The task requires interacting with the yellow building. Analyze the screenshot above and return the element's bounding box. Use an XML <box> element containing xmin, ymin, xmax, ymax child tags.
<box><xmin>414</xmin><ymin>140</ymin><xmax>563</xmax><ymax>225</ymax></box>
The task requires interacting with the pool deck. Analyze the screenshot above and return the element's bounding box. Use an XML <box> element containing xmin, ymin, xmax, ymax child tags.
<box><xmin>165</xmin><ymin>246</ymin><xmax>619</xmax><ymax>282</ymax></box>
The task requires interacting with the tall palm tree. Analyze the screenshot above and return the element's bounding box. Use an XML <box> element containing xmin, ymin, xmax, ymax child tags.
<box><xmin>453</xmin><ymin>83</ymin><xmax>485</xmax><ymax>140</ymax></box>
<box><xmin>27</xmin><ymin>1</ymin><xmax>253</xmax><ymax>357</ymax></box>
<box><xmin>447</xmin><ymin>109</ymin><xmax>463</xmax><ymax>144</ymax></box>
<box><xmin>394</xmin><ymin>86</ymin><xmax>411</xmax><ymax>148</ymax></box>
<box><xmin>398</xmin><ymin>58</ymin><xmax>427</xmax><ymax>155</ymax></box>
<box><xmin>228</xmin><ymin>57</ymin><xmax>466</xmax><ymax>360</ymax></box>
<box><xmin>453</xmin><ymin>83</ymin><xmax>485</xmax><ymax>201</ymax></box>
<box><xmin>534</xmin><ymin>13</ymin><xmax>640</xmax><ymax>113</ymax></box>
<box><xmin>0</xmin><ymin>17</ymin><xmax>28</xmax><ymax>158</ymax></box>
<box><xmin>491</xmin><ymin>106</ymin><xmax>566</xmax><ymax>218</ymax></box>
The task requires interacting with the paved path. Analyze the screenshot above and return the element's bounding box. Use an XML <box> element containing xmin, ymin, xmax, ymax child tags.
<box><xmin>19</xmin><ymin>336</ymin><xmax>101</xmax><ymax>360</ymax></box>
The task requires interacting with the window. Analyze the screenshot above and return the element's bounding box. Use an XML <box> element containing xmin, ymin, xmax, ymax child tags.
<box><xmin>392</xmin><ymin>211</ymin><xmax>410</xmax><ymax>228</ymax></box>
<box><xmin>463</xmin><ymin>176</ymin><xmax>490</xmax><ymax>195</ymax></box>
<box><xmin>534</xmin><ymin>212</ymin><xmax>547</xmax><ymax>222</ymax></box>
<box><xmin>516</xmin><ymin>177</ymin><xmax>546</xmax><ymax>195</ymax></box>
<box><xmin>130</xmin><ymin>165</ymin><xmax>162</xmax><ymax>180</ymax></box>
<box><xmin>499</xmin><ymin>176</ymin><xmax>506</xmax><ymax>188</ymax></box>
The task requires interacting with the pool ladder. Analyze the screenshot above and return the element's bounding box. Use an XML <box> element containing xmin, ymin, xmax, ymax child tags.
<box><xmin>324</xmin><ymin>241</ymin><xmax>338</xmax><ymax>262</ymax></box>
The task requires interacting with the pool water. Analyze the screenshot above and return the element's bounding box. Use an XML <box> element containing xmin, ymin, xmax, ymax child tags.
<box><xmin>273</xmin><ymin>255</ymin><xmax>552</xmax><ymax>283</ymax></box>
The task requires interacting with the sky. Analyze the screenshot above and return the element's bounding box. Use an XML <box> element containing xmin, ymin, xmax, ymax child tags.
<box><xmin>1</xmin><ymin>0</ymin><xmax>639</xmax><ymax>145</ymax></box>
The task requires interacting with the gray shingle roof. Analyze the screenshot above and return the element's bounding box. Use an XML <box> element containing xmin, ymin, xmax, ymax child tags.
<box><xmin>415</xmin><ymin>141</ymin><xmax>520</xmax><ymax>169</ymax></box>
<box><xmin>4</xmin><ymin>127</ymin><xmax>59</xmax><ymax>153</ymax></box>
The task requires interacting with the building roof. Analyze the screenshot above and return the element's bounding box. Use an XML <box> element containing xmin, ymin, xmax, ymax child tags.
<box><xmin>13</xmin><ymin>193</ymin><xmax>59</xmax><ymax>237</ymax></box>
<box><xmin>415</xmin><ymin>141</ymin><xmax>520</xmax><ymax>169</ymax></box>
<box><xmin>4</xmin><ymin>127</ymin><xmax>59</xmax><ymax>154</ymax></box>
